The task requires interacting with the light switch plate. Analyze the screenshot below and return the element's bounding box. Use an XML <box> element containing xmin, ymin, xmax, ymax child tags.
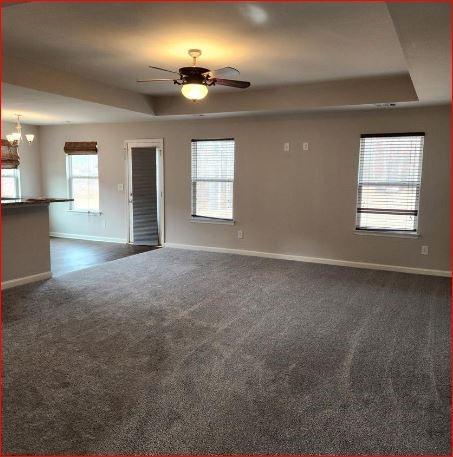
<box><xmin>117</xmin><ymin>183</ymin><xmax>124</xmax><ymax>191</ymax></box>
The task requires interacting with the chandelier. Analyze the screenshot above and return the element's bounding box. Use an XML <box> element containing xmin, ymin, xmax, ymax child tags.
<box><xmin>6</xmin><ymin>115</ymin><xmax>35</xmax><ymax>145</ymax></box>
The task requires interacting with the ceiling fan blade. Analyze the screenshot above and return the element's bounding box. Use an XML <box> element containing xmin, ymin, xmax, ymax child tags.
<box><xmin>203</xmin><ymin>66</ymin><xmax>240</xmax><ymax>78</ymax></box>
<box><xmin>137</xmin><ymin>78</ymin><xmax>176</xmax><ymax>82</ymax></box>
<box><xmin>148</xmin><ymin>65</ymin><xmax>180</xmax><ymax>76</ymax></box>
<box><xmin>214</xmin><ymin>78</ymin><xmax>251</xmax><ymax>89</ymax></box>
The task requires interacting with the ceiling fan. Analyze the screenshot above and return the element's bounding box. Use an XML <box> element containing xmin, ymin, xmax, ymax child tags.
<box><xmin>137</xmin><ymin>49</ymin><xmax>251</xmax><ymax>101</ymax></box>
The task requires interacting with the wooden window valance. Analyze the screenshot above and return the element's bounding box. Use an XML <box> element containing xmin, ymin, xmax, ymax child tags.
<box><xmin>1</xmin><ymin>139</ymin><xmax>20</xmax><ymax>169</ymax></box>
<box><xmin>64</xmin><ymin>141</ymin><xmax>98</xmax><ymax>155</ymax></box>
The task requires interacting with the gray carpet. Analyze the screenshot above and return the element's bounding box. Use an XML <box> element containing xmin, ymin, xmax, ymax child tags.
<box><xmin>3</xmin><ymin>248</ymin><xmax>451</xmax><ymax>455</ymax></box>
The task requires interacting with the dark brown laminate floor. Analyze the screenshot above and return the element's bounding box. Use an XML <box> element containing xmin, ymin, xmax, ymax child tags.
<box><xmin>50</xmin><ymin>237</ymin><xmax>157</xmax><ymax>277</ymax></box>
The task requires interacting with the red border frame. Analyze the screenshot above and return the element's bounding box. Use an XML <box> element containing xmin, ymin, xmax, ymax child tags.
<box><xmin>0</xmin><ymin>1</ymin><xmax>451</xmax><ymax>456</ymax></box>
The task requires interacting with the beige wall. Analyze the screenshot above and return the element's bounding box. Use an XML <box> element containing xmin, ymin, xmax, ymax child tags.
<box><xmin>1</xmin><ymin>121</ymin><xmax>42</xmax><ymax>197</ymax></box>
<box><xmin>40</xmin><ymin>105</ymin><xmax>450</xmax><ymax>271</ymax></box>
<box><xmin>2</xmin><ymin>205</ymin><xmax>51</xmax><ymax>282</ymax></box>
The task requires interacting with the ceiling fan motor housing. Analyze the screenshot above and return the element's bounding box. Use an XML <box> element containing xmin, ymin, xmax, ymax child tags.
<box><xmin>138</xmin><ymin>49</ymin><xmax>250</xmax><ymax>91</ymax></box>
<box><xmin>179</xmin><ymin>67</ymin><xmax>211</xmax><ymax>86</ymax></box>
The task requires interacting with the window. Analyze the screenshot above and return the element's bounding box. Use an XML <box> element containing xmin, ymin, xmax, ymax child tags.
<box><xmin>1</xmin><ymin>168</ymin><xmax>20</xmax><ymax>199</ymax></box>
<box><xmin>356</xmin><ymin>133</ymin><xmax>424</xmax><ymax>234</ymax></box>
<box><xmin>67</xmin><ymin>154</ymin><xmax>99</xmax><ymax>212</ymax></box>
<box><xmin>191</xmin><ymin>139</ymin><xmax>235</xmax><ymax>221</ymax></box>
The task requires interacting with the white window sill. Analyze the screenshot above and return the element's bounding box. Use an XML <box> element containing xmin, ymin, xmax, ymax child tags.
<box><xmin>67</xmin><ymin>209</ymin><xmax>102</xmax><ymax>216</ymax></box>
<box><xmin>354</xmin><ymin>229</ymin><xmax>420</xmax><ymax>239</ymax></box>
<box><xmin>190</xmin><ymin>217</ymin><xmax>235</xmax><ymax>225</ymax></box>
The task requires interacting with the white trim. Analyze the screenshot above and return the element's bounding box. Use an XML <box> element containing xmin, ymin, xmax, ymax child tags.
<box><xmin>2</xmin><ymin>271</ymin><xmax>52</xmax><ymax>290</ymax></box>
<box><xmin>50</xmin><ymin>232</ymin><xmax>127</xmax><ymax>244</ymax></box>
<box><xmin>157</xmin><ymin>146</ymin><xmax>165</xmax><ymax>245</ymax></box>
<box><xmin>354</xmin><ymin>230</ymin><xmax>420</xmax><ymax>239</ymax></box>
<box><xmin>123</xmin><ymin>139</ymin><xmax>164</xmax><ymax>148</ymax></box>
<box><xmin>124</xmin><ymin>139</ymin><xmax>165</xmax><ymax>245</ymax></box>
<box><xmin>66</xmin><ymin>210</ymin><xmax>103</xmax><ymax>216</ymax></box>
<box><xmin>127</xmin><ymin>146</ymin><xmax>134</xmax><ymax>243</ymax></box>
<box><xmin>190</xmin><ymin>217</ymin><xmax>235</xmax><ymax>225</ymax></box>
<box><xmin>163</xmin><ymin>243</ymin><xmax>451</xmax><ymax>277</ymax></box>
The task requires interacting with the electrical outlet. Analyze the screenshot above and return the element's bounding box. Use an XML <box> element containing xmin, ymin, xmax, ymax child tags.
<box><xmin>237</xmin><ymin>230</ymin><xmax>244</xmax><ymax>239</ymax></box>
<box><xmin>284</xmin><ymin>142</ymin><xmax>290</xmax><ymax>152</ymax></box>
<box><xmin>421</xmin><ymin>245</ymin><xmax>429</xmax><ymax>255</ymax></box>
<box><xmin>303</xmin><ymin>142</ymin><xmax>309</xmax><ymax>151</ymax></box>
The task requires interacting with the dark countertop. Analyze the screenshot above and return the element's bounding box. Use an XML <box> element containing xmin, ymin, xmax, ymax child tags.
<box><xmin>2</xmin><ymin>198</ymin><xmax>73</xmax><ymax>209</ymax></box>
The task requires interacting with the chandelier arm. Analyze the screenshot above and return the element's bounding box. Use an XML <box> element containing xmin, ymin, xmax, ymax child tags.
<box><xmin>8</xmin><ymin>114</ymin><xmax>35</xmax><ymax>144</ymax></box>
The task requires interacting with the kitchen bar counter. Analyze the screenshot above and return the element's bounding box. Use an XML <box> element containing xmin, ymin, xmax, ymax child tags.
<box><xmin>2</xmin><ymin>198</ymin><xmax>73</xmax><ymax>288</ymax></box>
<box><xmin>2</xmin><ymin>197</ymin><xmax>72</xmax><ymax>208</ymax></box>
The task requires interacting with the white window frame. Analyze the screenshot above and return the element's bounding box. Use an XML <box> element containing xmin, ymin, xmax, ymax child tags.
<box><xmin>190</xmin><ymin>138</ymin><xmax>235</xmax><ymax>224</ymax></box>
<box><xmin>66</xmin><ymin>154</ymin><xmax>100</xmax><ymax>214</ymax></box>
<box><xmin>1</xmin><ymin>168</ymin><xmax>21</xmax><ymax>199</ymax></box>
<box><xmin>354</xmin><ymin>132</ymin><xmax>424</xmax><ymax>237</ymax></box>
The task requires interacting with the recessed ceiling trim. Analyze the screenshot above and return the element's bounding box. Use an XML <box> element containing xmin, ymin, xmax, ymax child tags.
<box><xmin>3</xmin><ymin>56</ymin><xmax>155</xmax><ymax>116</ymax></box>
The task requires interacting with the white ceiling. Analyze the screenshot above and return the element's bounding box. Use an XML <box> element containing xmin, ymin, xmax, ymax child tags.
<box><xmin>1</xmin><ymin>84</ymin><xmax>154</xmax><ymax>125</ymax></box>
<box><xmin>3</xmin><ymin>2</ymin><xmax>407</xmax><ymax>95</ymax></box>
<box><xmin>387</xmin><ymin>3</ymin><xmax>451</xmax><ymax>104</ymax></box>
<box><xmin>1</xmin><ymin>2</ymin><xmax>450</xmax><ymax>124</ymax></box>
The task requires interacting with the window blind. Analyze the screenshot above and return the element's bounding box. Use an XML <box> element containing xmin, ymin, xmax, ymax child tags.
<box><xmin>191</xmin><ymin>139</ymin><xmax>235</xmax><ymax>220</ymax></box>
<box><xmin>1</xmin><ymin>139</ymin><xmax>20</xmax><ymax>169</ymax></box>
<box><xmin>356</xmin><ymin>133</ymin><xmax>424</xmax><ymax>233</ymax></box>
<box><xmin>64</xmin><ymin>142</ymin><xmax>97</xmax><ymax>155</ymax></box>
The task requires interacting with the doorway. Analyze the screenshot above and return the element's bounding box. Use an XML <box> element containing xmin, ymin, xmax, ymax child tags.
<box><xmin>125</xmin><ymin>139</ymin><xmax>164</xmax><ymax>246</ymax></box>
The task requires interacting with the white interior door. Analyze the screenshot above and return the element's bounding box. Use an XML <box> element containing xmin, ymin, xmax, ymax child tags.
<box><xmin>126</xmin><ymin>140</ymin><xmax>164</xmax><ymax>246</ymax></box>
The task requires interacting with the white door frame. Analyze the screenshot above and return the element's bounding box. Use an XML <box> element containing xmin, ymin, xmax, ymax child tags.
<box><xmin>124</xmin><ymin>139</ymin><xmax>164</xmax><ymax>245</ymax></box>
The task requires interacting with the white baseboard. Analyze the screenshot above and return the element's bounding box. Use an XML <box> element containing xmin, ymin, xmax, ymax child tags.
<box><xmin>164</xmin><ymin>243</ymin><xmax>451</xmax><ymax>277</ymax></box>
<box><xmin>50</xmin><ymin>232</ymin><xmax>127</xmax><ymax>244</ymax></box>
<box><xmin>2</xmin><ymin>271</ymin><xmax>52</xmax><ymax>290</ymax></box>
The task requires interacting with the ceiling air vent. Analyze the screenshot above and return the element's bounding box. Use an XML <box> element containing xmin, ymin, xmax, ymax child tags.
<box><xmin>375</xmin><ymin>103</ymin><xmax>396</xmax><ymax>108</ymax></box>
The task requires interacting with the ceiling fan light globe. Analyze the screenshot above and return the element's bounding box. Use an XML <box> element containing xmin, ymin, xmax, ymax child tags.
<box><xmin>25</xmin><ymin>134</ymin><xmax>35</xmax><ymax>144</ymax></box>
<box><xmin>11</xmin><ymin>132</ymin><xmax>21</xmax><ymax>142</ymax></box>
<box><xmin>181</xmin><ymin>83</ymin><xmax>208</xmax><ymax>101</ymax></box>
<box><xmin>6</xmin><ymin>134</ymin><xmax>15</xmax><ymax>143</ymax></box>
